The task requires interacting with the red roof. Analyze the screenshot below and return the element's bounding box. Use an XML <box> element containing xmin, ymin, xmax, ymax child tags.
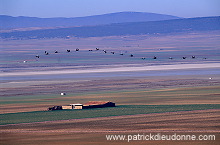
<box><xmin>83</xmin><ymin>101</ymin><xmax>110</xmax><ymax>106</ymax></box>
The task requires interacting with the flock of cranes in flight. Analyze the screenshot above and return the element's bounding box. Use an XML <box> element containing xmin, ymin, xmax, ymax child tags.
<box><xmin>34</xmin><ymin>47</ymin><xmax>201</xmax><ymax>62</ymax></box>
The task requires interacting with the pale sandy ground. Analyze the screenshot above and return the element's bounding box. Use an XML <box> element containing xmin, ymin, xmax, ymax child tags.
<box><xmin>0</xmin><ymin>109</ymin><xmax>219</xmax><ymax>145</ymax></box>
<box><xmin>1</xmin><ymin>63</ymin><xmax>220</xmax><ymax>77</ymax></box>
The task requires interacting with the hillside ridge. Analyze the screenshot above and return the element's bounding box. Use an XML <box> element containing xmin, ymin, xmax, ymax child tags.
<box><xmin>0</xmin><ymin>12</ymin><xmax>181</xmax><ymax>29</ymax></box>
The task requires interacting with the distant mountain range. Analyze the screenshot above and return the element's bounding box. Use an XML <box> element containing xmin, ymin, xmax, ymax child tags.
<box><xmin>0</xmin><ymin>13</ymin><xmax>219</xmax><ymax>39</ymax></box>
<box><xmin>0</xmin><ymin>12</ymin><xmax>181</xmax><ymax>30</ymax></box>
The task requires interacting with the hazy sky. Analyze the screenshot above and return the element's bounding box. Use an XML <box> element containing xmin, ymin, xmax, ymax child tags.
<box><xmin>0</xmin><ymin>0</ymin><xmax>219</xmax><ymax>18</ymax></box>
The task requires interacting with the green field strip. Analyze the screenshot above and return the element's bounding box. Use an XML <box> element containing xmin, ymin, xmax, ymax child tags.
<box><xmin>1</xmin><ymin>104</ymin><xmax>219</xmax><ymax>125</ymax></box>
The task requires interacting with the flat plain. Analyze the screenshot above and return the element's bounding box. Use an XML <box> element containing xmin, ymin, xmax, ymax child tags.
<box><xmin>0</xmin><ymin>31</ymin><xmax>220</xmax><ymax>144</ymax></box>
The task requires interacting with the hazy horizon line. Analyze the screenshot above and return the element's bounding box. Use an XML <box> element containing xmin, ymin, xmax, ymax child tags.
<box><xmin>1</xmin><ymin>11</ymin><xmax>185</xmax><ymax>19</ymax></box>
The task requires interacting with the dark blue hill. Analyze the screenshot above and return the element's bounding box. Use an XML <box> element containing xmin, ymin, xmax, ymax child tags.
<box><xmin>0</xmin><ymin>16</ymin><xmax>219</xmax><ymax>39</ymax></box>
<box><xmin>0</xmin><ymin>12</ymin><xmax>180</xmax><ymax>29</ymax></box>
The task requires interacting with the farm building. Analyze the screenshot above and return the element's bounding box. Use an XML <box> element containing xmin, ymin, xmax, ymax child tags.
<box><xmin>70</xmin><ymin>104</ymin><xmax>83</xmax><ymax>109</ymax></box>
<box><xmin>48</xmin><ymin>101</ymin><xmax>115</xmax><ymax>111</ymax></box>
<box><xmin>83</xmin><ymin>101</ymin><xmax>115</xmax><ymax>109</ymax></box>
<box><xmin>62</xmin><ymin>105</ymin><xmax>72</xmax><ymax>109</ymax></box>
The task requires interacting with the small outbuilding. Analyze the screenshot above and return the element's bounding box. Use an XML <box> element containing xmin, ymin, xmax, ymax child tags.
<box><xmin>70</xmin><ymin>104</ymin><xmax>83</xmax><ymax>109</ymax></box>
<box><xmin>62</xmin><ymin>105</ymin><xmax>72</xmax><ymax>110</ymax></box>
